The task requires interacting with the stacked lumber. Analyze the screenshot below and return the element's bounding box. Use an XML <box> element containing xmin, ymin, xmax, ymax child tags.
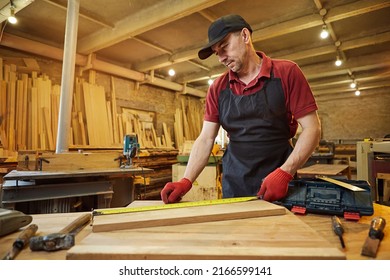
<box><xmin>174</xmin><ymin>98</ymin><xmax>203</xmax><ymax>151</ymax></box>
<box><xmin>0</xmin><ymin>59</ymin><xmax>59</xmax><ymax>152</ymax></box>
<box><xmin>120</xmin><ymin>109</ymin><xmax>173</xmax><ymax>149</ymax></box>
<box><xmin>67</xmin><ymin>72</ymin><xmax>178</xmax><ymax>150</ymax></box>
<box><xmin>133</xmin><ymin>149</ymin><xmax>178</xmax><ymax>199</ymax></box>
<box><xmin>0</xmin><ymin>58</ymin><xmax>203</xmax><ymax>154</ymax></box>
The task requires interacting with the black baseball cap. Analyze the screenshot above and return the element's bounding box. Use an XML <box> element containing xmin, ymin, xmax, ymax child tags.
<box><xmin>198</xmin><ymin>14</ymin><xmax>252</xmax><ymax>60</ymax></box>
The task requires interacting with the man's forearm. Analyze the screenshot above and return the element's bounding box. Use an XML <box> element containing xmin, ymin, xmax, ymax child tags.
<box><xmin>281</xmin><ymin>113</ymin><xmax>321</xmax><ymax>175</ymax></box>
<box><xmin>183</xmin><ymin>136</ymin><xmax>215</xmax><ymax>182</ymax></box>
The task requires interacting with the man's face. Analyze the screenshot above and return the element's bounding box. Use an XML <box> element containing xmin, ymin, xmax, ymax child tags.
<box><xmin>211</xmin><ymin>30</ymin><xmax>246</xmax><ymax>73</ymax></box>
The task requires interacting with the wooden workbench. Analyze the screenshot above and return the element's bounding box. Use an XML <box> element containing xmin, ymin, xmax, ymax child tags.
<box><xmin>0</xmin><ymin>201</ymin><xmax>388</xmax><ymax>260</ymax></box>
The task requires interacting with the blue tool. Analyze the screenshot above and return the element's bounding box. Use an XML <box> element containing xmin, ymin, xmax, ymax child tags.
<box><xmin>122</xmin><ymin>134</ymin><xmax>140</xmax><ymax>168</ymax></box>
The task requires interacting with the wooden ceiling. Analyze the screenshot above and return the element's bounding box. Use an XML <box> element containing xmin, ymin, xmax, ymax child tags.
<box><xmin>1</xmin><ymin>0</ymin><xmax>390</xmax><ymax>99</ymax></box>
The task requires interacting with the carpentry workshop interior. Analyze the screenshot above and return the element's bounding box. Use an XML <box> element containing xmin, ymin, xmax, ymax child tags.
<box><xmin>0</xmin><ymin>0</ymin><xmax>389</xmax><ymax>262</ymax></box>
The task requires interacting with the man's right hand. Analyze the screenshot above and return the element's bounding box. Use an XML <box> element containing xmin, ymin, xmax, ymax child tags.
<box><xmin>160</xmin><ymin>178</ymin><xmax>192</xmax><ymax>203</ymax></box>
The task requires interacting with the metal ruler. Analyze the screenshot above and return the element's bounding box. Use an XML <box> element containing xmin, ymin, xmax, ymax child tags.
<box><xmin>92</xmin><ymin>196</ymin><xmax>258</xmax><ymax>216</ymax></box>
<box><xmin>315</xmin><ymin>175</ymin><xmax>366</xmax><ymax>192</ymax></box>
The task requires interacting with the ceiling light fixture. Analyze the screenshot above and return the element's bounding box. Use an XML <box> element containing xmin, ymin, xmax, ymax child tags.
<box><xmin>208</xmin><ymin>78</ymin><xmax>214</xmax><ymax>85</ymax></box>
<box><xmin>350</xmin><ymin>80</ymin><xmax>356</xmax><ymax>89</ymax></box>
<box><xmin>355</xmin><ymin>89</ymin><xmax>361</xmax><ymax>96</ymax></box>
<box><xmin>8</xmin><ymin>3</ymin><xmax>17</xmax><ymax>24</ymax></box>
<box><xmin>168</xmin><ymin>69</ymin><xmax>175</xmax><ymax>76</ymax></box>
<box><xmin>320</xmin><ymin>24</ymin><xmax>329</xmax><ymax>39</ymax></box>
<box><xmin>335</xmin><ymin>56</ymin><xmax>342</xmax><ymax>67</ymax></box>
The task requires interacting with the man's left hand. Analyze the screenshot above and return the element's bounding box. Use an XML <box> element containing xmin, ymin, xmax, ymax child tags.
<box><xmin>257</xmin><ymin>168</ymin><xmax>293</xmax><ymax>201</ymax></box>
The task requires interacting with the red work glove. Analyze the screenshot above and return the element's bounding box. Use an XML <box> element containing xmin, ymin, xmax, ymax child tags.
<box><xmin>257</xmin><ymin>168</ymin><xmax>293</xmax><ymax>202</ymax></box>
<box><xmin>160</xmin><ymin>178</ymin><xmax>192</xmax><ymax>204</ymax></box>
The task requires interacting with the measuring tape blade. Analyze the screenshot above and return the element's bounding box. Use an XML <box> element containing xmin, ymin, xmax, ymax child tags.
<box><xmin>92</xmin><ymin>196</ymin><xmax>258</xmax><ymax>216</ymax></box>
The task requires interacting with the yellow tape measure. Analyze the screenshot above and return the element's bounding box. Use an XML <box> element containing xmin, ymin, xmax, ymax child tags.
<box><xmin>92</xmin><ymin>196</ymin><xmax>258</xmax><ymax>216</ymax></box>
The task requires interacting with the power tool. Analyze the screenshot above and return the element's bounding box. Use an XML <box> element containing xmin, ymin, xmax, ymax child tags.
<box><xmin>121</xmin><ymin>134</ymin><xmax>140</xmax><ymax>168</ymax></box>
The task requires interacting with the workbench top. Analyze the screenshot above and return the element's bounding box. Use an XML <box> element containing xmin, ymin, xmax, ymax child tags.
<box><xmin>3</xmin><ymin>167</ymin><xmax>152</xmax><ymax>180</ymax></box>
<box><xmin>0</xmin><ymin>202</ymin><xmax>389</xmax><ymax>260</ymax></box>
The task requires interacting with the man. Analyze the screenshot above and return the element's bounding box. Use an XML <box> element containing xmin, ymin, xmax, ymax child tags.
<box><xmin>161</xmin><ymin>14</ymin><xmax>321</xmax><ymax>203</ymax></box>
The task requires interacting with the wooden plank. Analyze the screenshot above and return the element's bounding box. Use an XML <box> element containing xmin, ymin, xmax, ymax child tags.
<box><xmin>71</xmin><ymin>112</ymin><xmax>80</xmax><ymax>145</ymax></box>
<box><xmin>162</xmin><ymin>122</ymin><xmax>172</xmax><ymax>148</ymax></box>
<box><xmin>51</xmin><ymin>84</ymin><xmax>60</xmax><ymax>144</ymax></box>
<box><xmin>42</xmin><ymin>107</ymin><xmax>55</xmax><ymax>150</ymax></box>
<box><xmin>32</xmin><ymin>151</ymin><xmax>122</xmax><ymax>171</ymax></box>
<box><xmin>78</xmin><ymin>111</ymin><xmax>87</xmax><ymax>145</ymax></box>
<box><xmin>16</xmin><ymin>80</ymin><xmax>23</xmax><ymax>148</ymax></box>
<box><xmin>7</xmin><ymin>71</ymin><xmax>16</xmax><ymax>151</ymax></box>
<box><xmin>82</xmin><ymin>82</ymin><xmax>95</xmax><ymax>145</ymax></box>
<box><xmin>106</xmin><ymin>101</ymin><xmax>114</xmax><ymax>144</ymax></box>
<box><xmin>298</xmin><ymin>164</ymin><xmax>350</xmax><ymax>178</ymax></box>
<box><xmin>118</xmin><ymin>114</ymin><xmax>124</xmax><ymax>141</ymax></box>
<box><xmin>20</xmin><ymin>74</ymin><xmax>28</xmax><ymax>150</ymax></box>
<box><xmin>92</xmin><ymin>200</ymin><xmax>286</xmax><ymax>233</ymax></box>
<box><xmin>0</xmin><ymin>81</ymin><xmax>7</xmax><ymax>148</ymax></box>
<box><xmin>82</xmin><ymin>82</ymin><xmax>112</xmax><ymax>147</ymax></box>
<box><xmin>67</xmin><ymin>201</ymin><xmax>345</xmax><ymax>260</ymax></box>
<box><xmin>110</xmin><ymin>76</ymin><xmax>119</xmax><ymax>144</ymax></box>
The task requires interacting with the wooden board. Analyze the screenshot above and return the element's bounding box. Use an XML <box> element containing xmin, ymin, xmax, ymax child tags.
<box><xmin>67</xmin><ymin>201</ymin><xmax>345</xmax><ymax>260</ymax></box>
<box><xmin>298</xmin><ymin>164</ymin><xmax>349</xmax><ymax>177</ymax></box>
<box><xmin>92</xmin><ymin>200</ymin><xmax>286</xmax><ymax>233</ymax></box>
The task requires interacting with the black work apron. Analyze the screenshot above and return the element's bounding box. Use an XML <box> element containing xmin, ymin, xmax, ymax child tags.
<box><xmin>219</xmin><ymin>68</ymin><xmax>293</xmax><ymax>198</ymax></box>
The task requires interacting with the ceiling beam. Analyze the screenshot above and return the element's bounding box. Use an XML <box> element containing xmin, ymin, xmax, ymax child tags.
<box><xmin>41</xmin><ymin>0</ymin><xmax>114</xmax><ymax>28</ymax></box>
<box><xmin>309</xmin><ymin>69</ymin><xmax>390</xmax><ymax>89</ymax></box>
<box><xmin>313</xmin><ymin>80</ymin><xmax>390</xmax><ymax>96</ymax></box>
<box><xmin>314</xmin><ymin>86</ymin><xmax>389</xmax><ymax>102</ymax></box>
<box><xmin>183</xmin><ymin>50</ymin><xmax>390</xmax><ymax>95</ymax></box>
<box><xmin>325</xmin><ymin>0</ymin><xmax>390</xmax><ymax>22</ymax></box>
<box><xmin>77</xmin><ymin>0</ymin><xmax>225</xmax><ymax>54</ymax></box>
<box><xmin>135</xmin><ymin>0</ymin><xmax>390</xmax><ymax>75</ymax></box>
<box><xmin>181</xmin><ymin>40</ymin><xmax>390</xmax><ymax>85</ymax></box>
<box><xmin>273</xmin><ymin>31</ymin><xmax>390</xmax><ymax>61</ymax></box>
<box><xmin>302</xmin><ymin>50</ymin><xmax>390</xmax><ymax>79</ymax></box>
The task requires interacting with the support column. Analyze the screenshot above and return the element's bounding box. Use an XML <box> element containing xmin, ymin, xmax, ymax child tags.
<box><xmin>56</xmin><ymin>0</ymin><xmax>80</xmax><ymax>153</ymax></box>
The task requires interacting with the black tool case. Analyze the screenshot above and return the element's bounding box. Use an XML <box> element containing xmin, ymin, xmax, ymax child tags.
<box><xmin>278</xmin><ymin>178</ymin><xmax>374</xmax><ymax>220</ymax></box>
